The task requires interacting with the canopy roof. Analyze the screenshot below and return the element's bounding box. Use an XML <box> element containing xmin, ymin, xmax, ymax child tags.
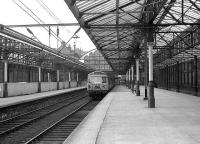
<box><xmin>65</xmin><ymin>0</ymin><xmax>200</xmax><ymax>74</ymax></box>
<box><xmin>0</xmin><ymin>25</ymin><xmax>93</xmax><ymax>71</ymax></box>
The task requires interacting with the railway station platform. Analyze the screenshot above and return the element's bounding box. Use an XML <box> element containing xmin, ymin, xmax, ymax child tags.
<box><xmin>0</xmin><ymin>86</ymin><xmax>86</xmax><ymax>108</ymax></box>
<box><xmin>64</xmin><ymin>85</ymin><xmax>200</xmax><ymax>144</ymax></box>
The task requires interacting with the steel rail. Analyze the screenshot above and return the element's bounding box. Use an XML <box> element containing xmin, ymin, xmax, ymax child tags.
<box><xmin>0</xmin><ymin>93</ymin><xmax>87</xmax><ymax>136</ymax></box>
<box><xmin>24</xmin><ymin>100</ymin><xmax>93</xmax><ymax>144</ymax></box>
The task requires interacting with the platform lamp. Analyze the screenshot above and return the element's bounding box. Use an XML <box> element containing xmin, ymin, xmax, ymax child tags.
<box><xmin>26</xmin><ymin>27</ymin><xmax>41</xmax><ymax>42</ymax></box>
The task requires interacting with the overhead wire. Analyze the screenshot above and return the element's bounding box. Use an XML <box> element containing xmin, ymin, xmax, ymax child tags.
<box><xmin>12</xmin><ymin>0</ymin><xmax>64</xmax><ymax>45</ymax></box>
<box><xmin>10</xmin><ymin>0</ymin><xmax>91</xmax><ymax>69</ymax></box>
<box><xmin>12</xmin><ymin>0</ymin><xmax>42</xmax><ymax>27</ymax></box>
<box><xmin>36</xmin><ymin>0</ymin><xmax>69</xmax><ymax>49</ymax></box>
<box><xmin>36</xmin><ymin>0</ymin><xmax>81</xmax><ymax>50</ymax></box>
<box><xmin>36</xmin><ymin>0</ymin><xmax>71</xmax><ymax>35</ymax></box>
<box><xmin>13</xmin><ymin>0</ymin><xmax>81</xmax><ymax>52</ymax></box>
<box><xmin>36</xmin><ymin>0</ymin><xmax>84</xmax><ymax>50</ymax></box>
<box><xmin>12</xmin><ymin>0</ymin><xmax>45</xmax><ymax>42</ymax></box>
<box><xmin>58</xmin><ymin>26</ymin><xmax>81</xmax><ymax>52</ymax></box>
<box><xmin>18</xmin><ymin>0</ymin><xmax>63</xmax><ymax>42</ymax></box>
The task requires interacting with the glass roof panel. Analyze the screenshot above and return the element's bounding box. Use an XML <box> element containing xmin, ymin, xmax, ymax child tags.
<box><xmin>66</xmin><ymin>0</ymin><xmax>200</xmax><ymax>73</ymax></box>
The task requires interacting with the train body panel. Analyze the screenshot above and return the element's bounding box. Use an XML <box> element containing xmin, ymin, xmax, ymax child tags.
<box><xmin>87</xmin><ymin>71</ymin><xmax>113</xmax><ymax>99</ymax></box>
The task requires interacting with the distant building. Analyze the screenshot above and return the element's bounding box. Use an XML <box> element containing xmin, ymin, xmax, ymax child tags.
<box><xmin>57</xmin><ymin>41</ymin><xmax>85</xmax><ymax>59</ymax></box>
<box><xmin>58</xmin><ymin>43</ymin><xmax>112</xmax><ymax>72</ymax></box>
<box><xmin>83</xmin><ymin>50</ymin><xmax>112</xmax><ymax>71</ymax></box>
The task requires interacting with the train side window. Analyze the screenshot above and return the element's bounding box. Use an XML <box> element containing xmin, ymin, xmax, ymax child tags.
<box><xmin>102</xmin><ymin>77</ymin><xmax>107</xmax><ymax>83</ymax></box>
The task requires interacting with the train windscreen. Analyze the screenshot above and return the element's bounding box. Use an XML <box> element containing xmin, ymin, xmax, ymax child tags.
<box><xmin>89</xmin><ymin>76</ymin><xmax>107</xmax><ymax>83</ymax></box>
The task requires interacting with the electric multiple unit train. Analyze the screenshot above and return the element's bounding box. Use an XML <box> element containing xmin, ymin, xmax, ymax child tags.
<box><xmin>87</xmin><ymin>71</ymin><xmax>113</xmax><ymax>99</ymax></box>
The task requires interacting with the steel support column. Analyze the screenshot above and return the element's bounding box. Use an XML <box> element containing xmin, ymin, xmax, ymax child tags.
<box><xmin>57</xmin><ymin>70</ymin><xmax>60</xmax><ymax>90</ymax></box>
<box><xmin>129</xmin><ymin>69</ymin><xmax>131</xmax><ymax>89</ymax></box>
<box><xmin>77</xmin><ymin>72</ymin><xmax>79</xmax><ymax>87</ymax></box>
<box><xmin>125</xmin><ymin>72</ymin><xmax>127</xmax><ymax>87</ymax></box>
<box><xmin>136</xmin><ymin>59</ymin><xmax>140</xmax><ymax>96</ymax></box>
<box><xmin>38</xmin><ymin>66</ymin><xmax>41</xmax><ymax>93</ymax></box>
<box><xmin>130</xmin><ymin>68</ymin><xmax>132</xmax><ymax>90</ymax></box>
<box><xmin>128</xmin><ymin>69</ymin><xmax>130</xmax><ymax>89</ymax></box>
<box><xmin>194</xmin><ymin>56</ymin><xmax>198</xmax><ymax>96</ymax></box>
<box><xmin>169</xmin><ymin>66</ymin><xmax>171</xmax><ymax>88</ymax></box>
<box><xmin>187</xmin><ymin>62</ymin><xmax>189</xmax><ymax>87</ymax></box>
<box><xmin>128</xmin><ymin>70</ymin><xmax>130</xmax><ymax>88</ymax></box>
<box><xmin>148</xmin><ymin>43</ymin><xmax>155</xmax><ymax>108</ymax></box>
<box><xmin>69</xmin><ymin>71</ymin><xmax>71</xmax><ymax>88</ymax></box>
<box><xmin>48</xmin><ymin>73</ymin><xmax>50</xmax><ymax>82</ymax></box>
<box><xmin>144</xmin><ymin>35</ymin><xmax>148</xmax><ymax>100</ymax></box>
<box><xmin>180</xmin><ymin>63</ymin><xmax>182</xmax><ymax>89</ymax></box>
<box><xmin>173</xmin><ymin>65</ymin><xmax>175</xmax><ymax>87</ymax></box>
<box><xmin>3</xmin><ymin>60</ymin><xmax>8</xmax><ymax>97</ymax></box>
<box><xmin>176</xmin><ymin>62</ymin><xmax>180</xmax><ymax>92</ymax></box>
<box><xmin>166</xmin><ymin>65</ymin><xmax>169</xmax><ymax>90</ymax></box>
<box><xmin>127</xmin><ymin>70</ymin><xmax>129</xmax><ymax>88</ymax></box>
<box><xmin>131</xmin><ymin>65</ymin><xmax>134</xmax><ymax>92</ymax></box>
<box><xmin>126</xmin><ymin>71</ymin><xmax>128</xmax><ymax>87</ymax></box>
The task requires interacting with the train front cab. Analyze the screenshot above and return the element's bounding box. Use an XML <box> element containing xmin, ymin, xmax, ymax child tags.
<box><xmin>87</xmin><ymin>74</ymin><xmax>109</xmax><ymax>100</ymax></box>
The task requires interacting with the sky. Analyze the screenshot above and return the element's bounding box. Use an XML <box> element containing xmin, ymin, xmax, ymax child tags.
<box><xmin>0</xmin><ymin>0</ymin><xmax>96</xmax><ymax>52</ymax></box>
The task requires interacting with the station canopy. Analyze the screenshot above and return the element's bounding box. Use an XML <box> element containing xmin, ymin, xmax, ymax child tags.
<box><xmin>0</xmin><ymin>25</ymin><xmax>92</xmax><ymax>71</ymax></box>
<box><xmin>65</xmin><ymin>0</ymin><xmax>200</xmax><ymax>74</ymax></box>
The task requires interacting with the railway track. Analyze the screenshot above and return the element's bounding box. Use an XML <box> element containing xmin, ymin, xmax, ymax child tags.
<box><xmin>0</xmin><ymin>89</ymin><xmax>86</xmax><ymax>122</ymax></box>
<box><xmin>0</xmin><ymin>92</ymin><xmax>91</xmax><ymax>144</ymax></box>
<box><xmin>0</xmin><ymin>94</ymin><xmax>86</xmax><ymax>136</ymax></box>
<box><xmin>25</xmin><ymin>101</ymin><xmax>99</xmax><ymax>144</ymax></box>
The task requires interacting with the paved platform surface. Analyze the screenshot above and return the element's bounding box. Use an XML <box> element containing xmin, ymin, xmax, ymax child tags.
<box><xmin>64</xmin><ymin>85</ymin><xmax>200</xmax><ymax>144</ymax></box>
<box><xmin>0</xmin><ymin>86</ymin><xmax>86</xmax><ymax>108</ymax></box>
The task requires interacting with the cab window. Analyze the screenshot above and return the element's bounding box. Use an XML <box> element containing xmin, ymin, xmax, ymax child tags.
<box><xmin>89</xmin><ymin>76</ymin><xmax>107</xmax><ymax>83</ymax></box>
